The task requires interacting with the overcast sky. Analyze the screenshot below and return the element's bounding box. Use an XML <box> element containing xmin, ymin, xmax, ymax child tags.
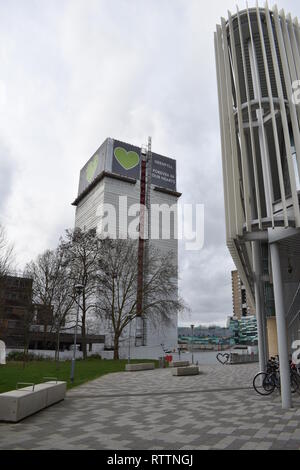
<box><xmin>1</xmin><ymin>0</ymin><xmax>299</xmax><ymax>327</ymax></box>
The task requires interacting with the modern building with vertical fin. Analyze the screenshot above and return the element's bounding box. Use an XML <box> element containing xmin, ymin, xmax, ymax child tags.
<box><xmin>72</xmin><ymin>137</ymin><xmax>181</xmax><ymax>358</ymax></box>
<box><xmin>215</xmin><ymin>5</ymin><xmax>300</xmax><ymax>409</ymax></box>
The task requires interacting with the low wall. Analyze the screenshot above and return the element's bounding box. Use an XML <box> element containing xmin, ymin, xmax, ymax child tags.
<box><xmin>5</xmin><ymin>345</ymin><xmax>179</xmax><ymax>362</ymax></box>
<box><xmin>5</xmin><ymin>347</ymin><xmax>160</xmax><ymax>361</ymax></box>
<box><xmin>118</xmin><ymin>345</ymin><xmax>177</xmax><ymax>361</ymax></box>
<box><xmin>100</xmin><ymin>351</ymin><xmax>114</xmax><ymax>360</ymax></box>
<box><xmin>6</xmin><ymin>347</ymin><xmax>104</xmax><ymax>361</ymax></box>
<box><xmin>229</xmin><ymin>353</ymin><xmax>259</xmax><ymax>364</ymax></box>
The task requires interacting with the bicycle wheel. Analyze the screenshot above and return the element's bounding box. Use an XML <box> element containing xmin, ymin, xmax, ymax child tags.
<box><xmin>253</xmin><ymin>372</ymin><xmax>275</xmax><ymax>396</ymax></box>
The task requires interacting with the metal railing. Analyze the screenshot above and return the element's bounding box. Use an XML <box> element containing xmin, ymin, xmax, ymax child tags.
<box><xmin>16</xmin><ymin>382</ymin><xmax>35</xmax><ymax>391</ymax></box>
<box><xmin>43</xmin><ymin>377</ymin><xmax>58</xmax><ymax>383</ymax></box>
<box><xmin>286</xmin><ymin>281</ymin><xmax>300</xmax><ymax>329</ymax></box>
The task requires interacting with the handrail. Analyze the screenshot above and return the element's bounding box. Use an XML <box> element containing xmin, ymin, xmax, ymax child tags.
<box><xmin>287</xmin><ymin>282</ymin><xmax>300</xmax><ymax>329</ymax></box>
<box><xmin>43</xmin><ymin>377</ymin><xmax>58</xmax><ymax>383</ymax></box>
<box><xmin>287</xmin><ymin>281</ymin><xmax>300</xmax><ymax>318</ymax></box>
<box><xmin>16</xmin><ymin>382</ymin><xmax>35</xmax><ymax>391</ymax></box>
<box><xmin>288</xmin><ymin>310</ymin><xmax>300</xmax><ymax>329</ymax></box>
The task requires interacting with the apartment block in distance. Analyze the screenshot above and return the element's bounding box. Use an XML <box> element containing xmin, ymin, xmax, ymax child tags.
<box><xmin>232</xmin><ymin>270</ymin><xmax>256</xmax><ymax>319</ymax></box>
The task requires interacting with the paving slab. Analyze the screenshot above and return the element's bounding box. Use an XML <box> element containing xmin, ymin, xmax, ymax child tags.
<box><xmin>0</xmin><ymin>363</ymin><xmax>299</xmax><ymax>450</ymax></box>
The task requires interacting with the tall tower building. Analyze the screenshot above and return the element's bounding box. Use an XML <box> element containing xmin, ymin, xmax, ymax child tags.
<box><xmin>72</xmin><ymin>138</ymin><xmax>181</xmax><ymax>359</ymax></box>
<box><xmin>215</xmin><ymin>5</ymin><xmax>300</xmax><ymax>409</ymax></box>
<box><xmin>231</xmin><ymin>270</ymin><xmax>255</xmax><ymax>319</ymax></box>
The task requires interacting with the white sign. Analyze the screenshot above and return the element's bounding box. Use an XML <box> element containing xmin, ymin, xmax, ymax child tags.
<box><xmin>292</xmin><ymin>340</ymin><xmax>300</xmax><ymax>365</ymax></box>
<box><xmin>0</xmin><ymin>340</ymin><xmax>6</xmax><ymax>365</ymax></box>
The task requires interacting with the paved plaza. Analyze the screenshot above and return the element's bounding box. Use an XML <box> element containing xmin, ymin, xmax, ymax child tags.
<box><xmin>1</xmin><ymin>363</ymin><xmax>300</xmax><ymax>450</ymax></box>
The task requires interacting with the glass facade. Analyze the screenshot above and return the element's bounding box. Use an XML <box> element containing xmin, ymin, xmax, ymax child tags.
<box><xmin>228</xmin><ymin>316</ymin><xmax>258</xmax><ymax>345</ymax></box>
<box><xmin>261</xmin><ymin>243</ymin><xmax>275</xmax><ymax>318</ymax></box>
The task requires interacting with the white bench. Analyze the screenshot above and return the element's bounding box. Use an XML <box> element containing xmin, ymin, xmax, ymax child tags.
<box><xmin>172</xmin><ymin>366</ymin><xmax>200</xmax><ymax>376</ymax></box>
<box><xmin>0</xmin><ymin>381</ymin><xmax>67</xmax><ymax>423</ymax></box>
<box><xmin>125</xmin><ymin>363</ymin><xmax>155</xmax><ymax>372</ymax></box>
<box><xmin>169</xmin><ymin>360</ymin><xmax>190</xmax><ymax>368</ymax></box>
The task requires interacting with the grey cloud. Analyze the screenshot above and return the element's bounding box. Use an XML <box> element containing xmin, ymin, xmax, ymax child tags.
<box><xmin>0</xmin><ymin>141</ymin><xmax>14</xmax><ymax>216</ymax></box>
<box><xmin>7</xmin><ymin>0</ymin><xmax>297</xmax><ymax>325</ymax></box>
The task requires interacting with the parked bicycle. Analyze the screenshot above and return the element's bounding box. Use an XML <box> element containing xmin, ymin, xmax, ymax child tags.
<box><xmin>253</xmin><ymin>357</ymin><xmax>300</xmax><ymax>396</ymax></box>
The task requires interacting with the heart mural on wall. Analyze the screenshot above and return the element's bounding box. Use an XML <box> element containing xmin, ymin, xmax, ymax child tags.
<box><xmin>114</xmin><ymin>147</ymin><xmax>140</xmax><ymax>171</ymax></box>
<box><xmin>86</xmin><ymin>153</ymin><xmax>99</xmax><ymax>183</ymax></box>
<box><xmin>216</xmin><ymin>353</ymin><xmax>230</xmax><ymax>365</ymax></box>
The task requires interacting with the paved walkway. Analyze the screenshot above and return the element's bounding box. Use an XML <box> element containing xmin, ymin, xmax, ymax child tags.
<box><xmin>1</xmin><ymin>363</ymin><xmax>300</xmax><ymax>450</ymax></box>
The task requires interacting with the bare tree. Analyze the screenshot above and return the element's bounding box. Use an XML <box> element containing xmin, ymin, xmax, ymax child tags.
<box><xmin>51</xmin><ymin>274</ymin><xmax>75</xmax><ymax>361</ymax></box>
<box><xmin>96</xmin><ymin>239</ymin><xmax>185</xmax><ymax>359</ymax></box>
<box><xmin>26</xmin><ymin>250</ymin><xmax>62</xmax><ymax>307</ymax></box>
<box><xmin>0</xmin><ymin>224</ymin><xmax>14</xmax><ymax>337</ymax></box>
<box><xmin>59</xmin><ymin>228</ymin><xmax>103</xmax><ymax>359</ymax></box>
<box><xmin>0</xmin><ymin>224</ymin><xmax>14</xmax><ymax>278</ymax></box>
<box><xmin>25</xmin><ymin>248</ymin><xmax>75</xmax><ymax>360</ymax></box>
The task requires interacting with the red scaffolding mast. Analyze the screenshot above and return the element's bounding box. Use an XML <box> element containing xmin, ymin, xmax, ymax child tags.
<box><xmin>135</xmin><ymin>138</ymin><xmax>152</xmax><ymax>346</ymax></box>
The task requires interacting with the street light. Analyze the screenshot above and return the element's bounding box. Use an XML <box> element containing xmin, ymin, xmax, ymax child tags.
<box><xmin>70</xmin><ymin>283</ymin><xmax>84</xmax><ymax>384</ymax></box>
<box><xmin>128</xmin><ymin>315</ymin><xmax>134</xmax><ymax>365</ymax></box>
<box><xmin>191</xmin><ymin>324</ymin><xmax>194</xmax><ymax>364</ymax></box>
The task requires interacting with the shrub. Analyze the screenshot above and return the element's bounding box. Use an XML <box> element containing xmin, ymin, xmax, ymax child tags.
<box><xmin>87</xmin><ymin>354</ymin><xmax>102</xmax><ymax>360</ymax></box>
<box><xmin>7</xmin><ymin>351</ymin><xmax>48</xmax><ymax>362</ymax></box>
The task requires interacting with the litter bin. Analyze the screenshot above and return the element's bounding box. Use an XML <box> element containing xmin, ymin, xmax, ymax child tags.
<box><xmin>165</xmin><ymin>355</ymin><xmax>173</xmax><ymax>364</ymax></box>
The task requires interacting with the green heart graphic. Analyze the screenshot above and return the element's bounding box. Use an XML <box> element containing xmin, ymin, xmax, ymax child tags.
<box><xmin>86</xmin><ymin>154</ymin><xmax>99</xmax><ymax>183</ymax></box>
<box><xmin>114</xmin><ymin>147</ymin><xmax>140</xmax><ymax>171</ymax></box>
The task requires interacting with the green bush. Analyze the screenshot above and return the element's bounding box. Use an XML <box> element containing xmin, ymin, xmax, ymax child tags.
<box><xmin>7</xmin><ymin>351</ymin><xmax>48</xmax><ymax>362</ymax></box>
<box><xmin>87</xmin><ymin>354</ymin><xmax>102</xmax><ymax>360</ymax></box>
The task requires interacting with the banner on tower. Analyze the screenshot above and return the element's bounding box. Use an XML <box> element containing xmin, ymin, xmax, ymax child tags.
<box><xmin>77</xmin><ymin>138</ymin><xmax>177</xmax><ymax>196</ymax></box>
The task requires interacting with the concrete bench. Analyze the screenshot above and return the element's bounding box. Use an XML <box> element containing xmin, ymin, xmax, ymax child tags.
<box><xmin>229</xmin><ymin>353</ymin><xmax>259</xmax><ymax>364</ymax></box>
<box><xmin>0</xmin><ymin>381</ymin><xmax>67</xmax><ymax>423</ymax></box>
<box><xmin>125</xmin><ymin>363</ymin><xmax>155</xmax><ymax>372</ymax></box>
<box><xmin>172</xmin><ymin>366</ymin><xmax>200</xmax><ymax>376</ymax></box>
<box><xmin>169</xmin><ymin>360</ymin><xmax>190</xmax><ymax>368</ymax></box>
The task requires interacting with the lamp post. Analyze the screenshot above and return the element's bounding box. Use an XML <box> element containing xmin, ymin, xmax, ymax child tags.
<box><xmin>70</xmin><ymin>284</ymin><xmax>84</xmax><ymax>384</ymax></box>
<box><xmin>112</xmin><ymin>273</ymin><xmax>117</xmax><ymax>360</ymax></box>
<box><xmin>191</xmin><ymin>324</ymin><xmax>194</xmax><ymax>364</ymax></box>
<box><xmin>128</xmin><ymin>316</ymin><xmax>133</xmax><ymax>365</ymax></box>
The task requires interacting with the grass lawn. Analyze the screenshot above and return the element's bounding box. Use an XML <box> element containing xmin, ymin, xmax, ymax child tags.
<box><xmin>0</xmin><ymin>358</ymin><xmax>159</xmax><ymax>394</ymax></box>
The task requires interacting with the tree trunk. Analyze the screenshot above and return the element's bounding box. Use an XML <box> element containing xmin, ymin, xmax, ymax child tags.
<box><xmin>113</xmin><ymin>334</ymin><xmax>119</xmax><ymax>360</ymax></box>
<box><xmin>55</xmin><ymin>330</ymin><xmax>60</xmax><ymax>363</ymax></box>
